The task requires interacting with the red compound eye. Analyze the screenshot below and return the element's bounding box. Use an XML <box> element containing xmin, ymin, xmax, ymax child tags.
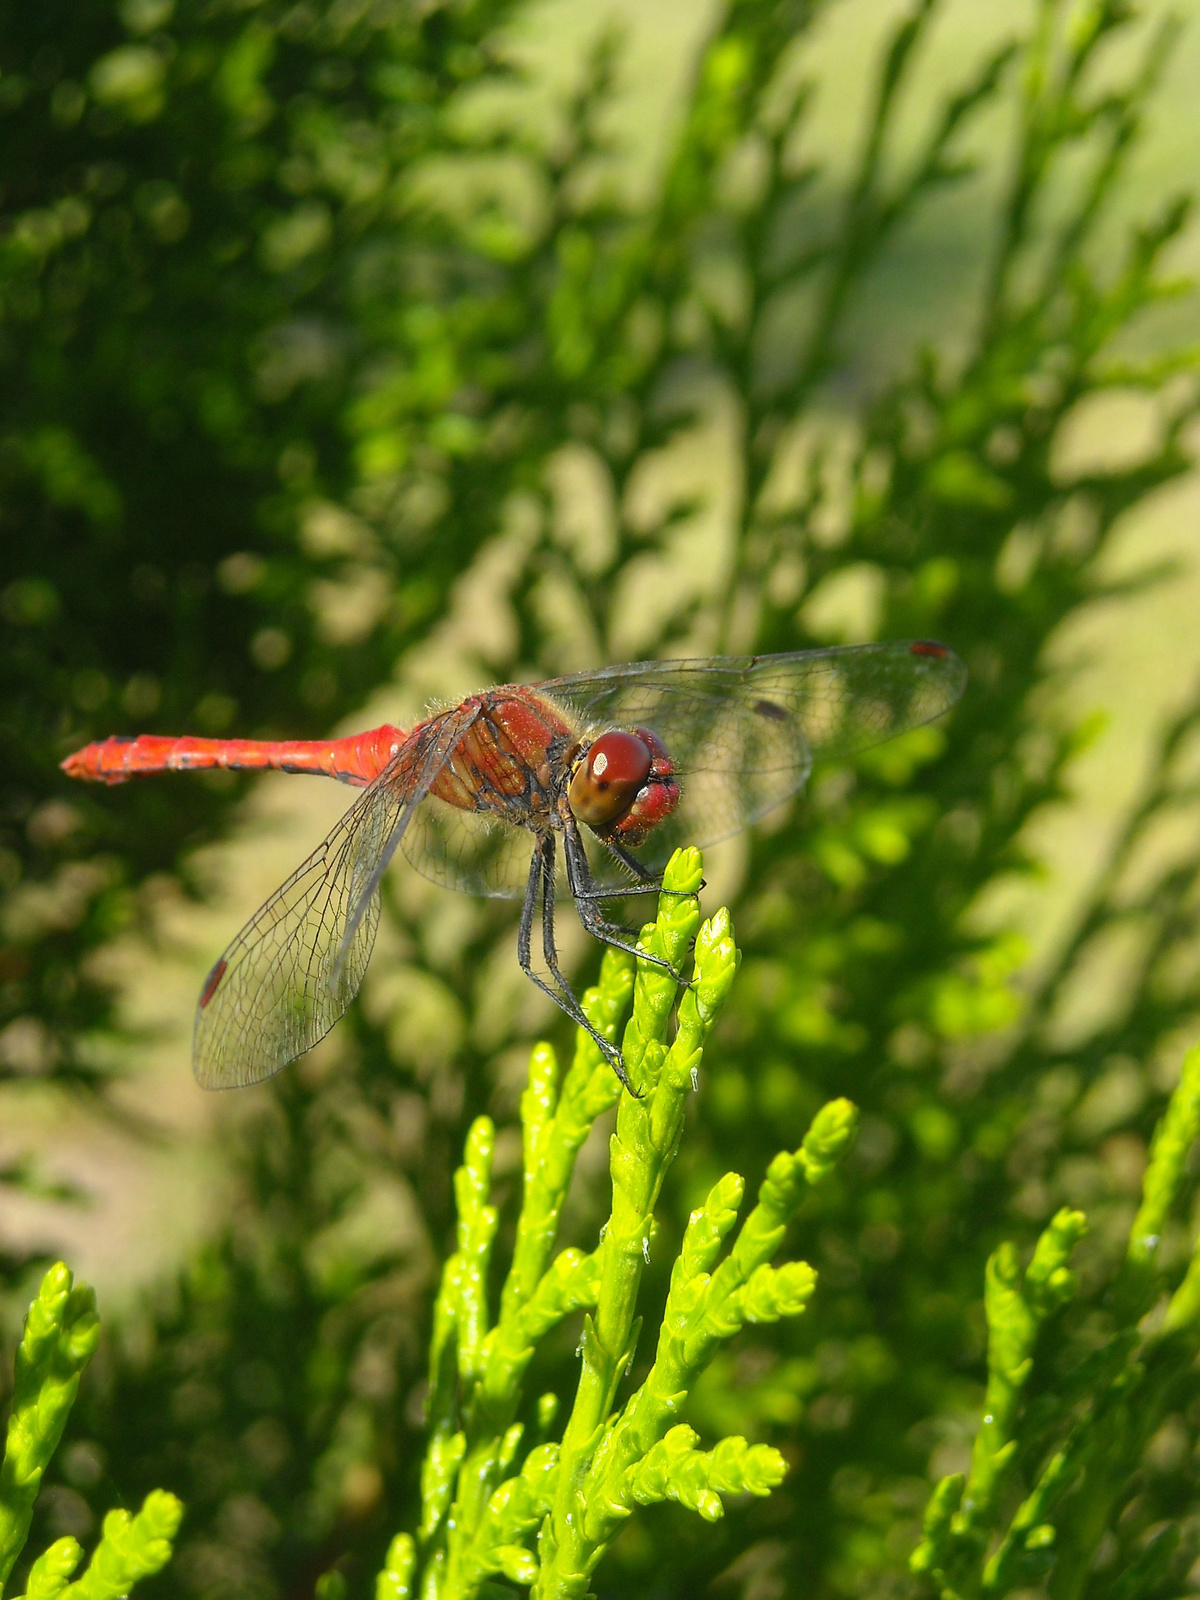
<box><xmin>567</xmin><ymin>730</ymin><xmax>653</xmax><ymax>829</ymax></box>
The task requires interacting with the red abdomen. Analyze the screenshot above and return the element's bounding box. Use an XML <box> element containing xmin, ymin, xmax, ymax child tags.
<box><xmin>61</xmin><ymin>727</ymin><xmax>406</xmax><ymax>787</ymax></box>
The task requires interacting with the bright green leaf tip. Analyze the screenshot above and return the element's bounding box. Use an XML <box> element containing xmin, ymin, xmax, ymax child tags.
<box><xmin>692</xmin><ymin>909</ymin><xmax>740</xmax><ymax>1021</ymax></box>
<box><xmin>1121</xmin><ymin>1043</ymin><xmax>1200</xmax><ymax>1324</ymax></box>
<box><xmin>1026</xmin><ymin>1208</ymin><xmax>1086</xmax><ymax>1314</ymax></box>
<box><xmin>626</xmin><ymin>1426</ymin><xmax>787</xmax><ymax>1523</ymax></box>
<box><xmin>22</xmin><ymin>1536</ymin><xmax>83</xmax><ymax>1600</ymax></box>
<box><xmin>1</xmin><ymin>1264</ymin><xmax>104</xmax><ymax>1594</ymax></box>
<box><xmin>1</xmin><ymin>1270</ymin><xmax>181</xmax><ymax>1600</ymax></box>
<box><xmin>910</xmin><ymin>1474</ymin><xmax>965</xmax><ymax>1575</ymax></box>
<box><xmin>375</xmin><ymin>1533</ymin><xmax>416</xmax><ymax>1600</ymax></box>
<box><xmin>62</xmin><ymin>1490</ymin><xmax>182</xmax><ymax>1600</ymax></box>
<box><xmin>661</xmin><ymin>846</ymin><xmax>703</xmax><ymax>897</ymax></box>
<box><xmin>799</xmin><ymin>1098</ymin><xmax>860</xmax><ymax>1184</ymax></box>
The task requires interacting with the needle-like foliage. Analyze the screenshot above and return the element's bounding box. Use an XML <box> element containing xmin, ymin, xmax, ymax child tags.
<box><xmin>372</xmin><ymin>849</ymin><xmax>856</xmax><ymax>1600</ymax></box>
<box><xmin>912</xmin><ymin>1045</ymin><xmax>1200</xmax><ymax>1600</ymax></box>
<box><xmin>375</xmin><ymin>876</ymin><xmax>1200</xmax><ymax>1600</ymax></box>
<box><xmin>0</xmin><ymin>1265</ymin><xmax>181</xmax><ymax>1600</ymax></box>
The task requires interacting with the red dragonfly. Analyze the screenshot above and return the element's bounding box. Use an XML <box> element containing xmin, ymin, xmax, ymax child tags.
<box><xmin>62</xmin><ymin>641</ymin><xmax>964</xmax><ymax>1091</ymax></box>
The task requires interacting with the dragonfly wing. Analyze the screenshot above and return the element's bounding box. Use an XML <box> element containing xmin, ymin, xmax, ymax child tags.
<box><xmin>399</xmin><ymin>798</ymin><xmax>544</xmax><ymax>900</ymax></box>
<box><xmin>540</xmin><ymin>641</ymin><xmax>966</xmax><ymax>867</ymax></box>
<box><xmin>193</xmin><ymin>713</ymin><xmax>472</xmax><ymax>1088</ymax></box>
<box><xmin>334</xmin><ymin>708</ymin><xmax>483</xmax><ymax>952</ymax></box>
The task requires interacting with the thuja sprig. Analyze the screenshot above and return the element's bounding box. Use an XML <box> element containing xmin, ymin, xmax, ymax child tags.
<box><xmin>389</xmin><ymin>848</ymin><xmax>858</xmax><ymax>1600</ymax></box>
<box><xmin>910</xmin><ymin>1206</ymin><xmax>1087</xmax><ymax>1593</ymax></box>
<box><xmin>375</xmin><ymin>1533</ymin><xmax>415</xmax><ymax>1600</ymax></box>
<box><xmin>0</xmin><ymin>1264</ymin><xmax>99</xmax><ymax>1591</ymax></box>
<box><xmin>0</xmin><ymin>1264</ymin><xmax>182</xmax><ymax>1600</ymax></box>
<box><xmin>913</xmin><ymin>1042</ymin><xmax>1200</xmax><ymax>1600</ymax></box>
<box><xmin>25</xmin><ymin>1494</ymin><xmax>183</xmax><ymax>1600</ymax></box>
<box><xmin>574</xmin><ymin>1097</ymin><xmax>857</xmax><ymax>1565</ymax></box>
<box><xmin>1132</xmin><ymin>1042</ymin><xmax>1200</xmax><ymax>1328</ymax></box>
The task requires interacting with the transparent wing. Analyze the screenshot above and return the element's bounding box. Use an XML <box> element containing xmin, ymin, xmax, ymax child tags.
<box><xmin>400</xmin><ymin>794</ymin><xmax>651</xmax><ymax>901</ymax></box>
<box><xmin>399</xmin><ymin>799</ymin><xmax>545</xmax><ymax>900</ymax></box>
<box><xmin>539</xmin><ymin>641</ymin><xmax>966</xmax><ymax>871</ymax></box>
<box><xmin>193</xmin><ymin>715</ymin><xmax>467</xmax><ymax>1088</ymax></box>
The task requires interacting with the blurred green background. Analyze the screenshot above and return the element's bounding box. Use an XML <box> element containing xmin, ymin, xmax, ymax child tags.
<box><xmin>4</xmin><ymin>0</ymin><xmax>1200</xmax><ymax>1596</ymax></box>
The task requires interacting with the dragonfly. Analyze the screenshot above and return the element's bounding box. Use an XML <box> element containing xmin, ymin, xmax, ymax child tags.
<box><xmin>62</xmin><ymin>640</ymin><xmax>965</xmax><ymax>1092</ymax></box>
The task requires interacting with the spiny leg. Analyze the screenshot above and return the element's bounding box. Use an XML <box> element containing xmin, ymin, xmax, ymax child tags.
<box><xmin>569</xmin><ymin>881</ymin><xmax>664</xmax><ymax>903</ymax></box>
<box><xmin>516</xmin><ymin>841</ymin><xmax>543</xmax><ymax>978</ymax></box>
<box><xmin>539</xmin><ymin>835</ymin><xmax>580</xmax><ymax>1013</ymax></box>
<box><xmin>516</xmin><ymin>837</ymin><xmax>634</xmax><ymax>1091</ymax></box>
<box><xmin>569</xmin><ymin>839</ymin><xmax>694</xmax><ymax>901</ymax></box>
<box><xmin>605</xmin><ymin>839</ymin><xmax>662</xmax><ymax>884</ymax></box>
<box><xmin>539</xmin><ymin>836</ymin><xmax>636</xmax><ymax>1093</ymax></box>
<box><xmin>561</xmin><ymin>815</ymin><xmax>686</xmax><ymax>983</ymax></box>
<box><xmin>605</xmin><ymin>837</ymin><xmax>705</xmax><ymax>897</ymax></box>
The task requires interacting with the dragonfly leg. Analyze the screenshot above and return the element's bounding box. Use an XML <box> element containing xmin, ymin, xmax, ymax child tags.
<box><xmin>517</xmin><ymin>838</ymin><xmax>634</xmax><ymax>1092</ymax></box>
<box><xmin>566</xmin><ymin>841</ymin><xmax>698</xmax><ymax>905</ymax></box>
<box><xmin>569</xmin><ymin>880</ymin><xmax>664</xmax><ymax>902</ymax></box>
<box><xmin>561</xmin><ymin>817</ymin><xmax>687</xmax><ymax>983</ymax></box>
<box><xmin>540</xmin><ymin>837</ymin><xmax>638</xmax><ymax>1094</ymax></box>
<box><xmin>604</xmin><ymin>840</ymin><xmax>662</xmax><ymax>884</ymax></box>
<box><xmin>603</xmin><ymin>839</ymin><xmax>704</xmax><ymax>897</ymax></box>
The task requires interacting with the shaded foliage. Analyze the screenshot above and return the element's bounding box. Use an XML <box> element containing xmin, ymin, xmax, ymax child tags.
<box><xmin>0</xmin><ymin>0</ymin><xmax>525</xmax><ymax>1088</ymax></box>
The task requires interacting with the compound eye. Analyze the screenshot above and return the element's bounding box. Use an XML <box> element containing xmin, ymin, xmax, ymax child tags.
<box><xmin>567</xmin><ymin>731</ymin><xmax>653</xmax><ymax>829</ymax></box>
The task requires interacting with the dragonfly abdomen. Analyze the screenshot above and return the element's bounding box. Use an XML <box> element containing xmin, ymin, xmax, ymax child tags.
<box><xmin>60</xmin><ymin>727</ymin><xmax>406</xmax><ymax>787</ymax></box>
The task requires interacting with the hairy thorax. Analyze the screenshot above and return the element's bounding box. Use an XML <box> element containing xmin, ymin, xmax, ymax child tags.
<box><xmin>427</xmin><ymin>691</ymin><xmax>580</xmax><ymax>828</ymax></box>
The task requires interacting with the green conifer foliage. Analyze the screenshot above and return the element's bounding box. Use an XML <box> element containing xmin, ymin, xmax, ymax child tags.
<box><xmin>373</xmin><ymin>852</ymin><xmax>856</xmax><ymax>1598</ymax></box>
<box><xmin>0</xmin><ymin>1266</ymin><xmax>180</xmax><ymax>1600</ymax></box>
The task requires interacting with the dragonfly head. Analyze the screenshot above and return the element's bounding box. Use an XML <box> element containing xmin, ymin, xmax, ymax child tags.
<box><xmin>568</xmin><ymin>727</ymin><xmax>680</xmax><ymax>846</ymax></box>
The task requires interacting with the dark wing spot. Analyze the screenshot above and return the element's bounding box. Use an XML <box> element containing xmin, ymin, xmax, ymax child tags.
<box><xmin>753</xmin><ymin>699</ymin><xmax>788</xmax><ymax>722</ymax></box>
<box><xmin>909</xmin><ymin>640</ymin><xmax>949</xmax><ymax>659</ymax></box>
<box><xmin>200</xmin><ymin>958</ymin><xmax>227</xmax><ymax>1010</ymax></box>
